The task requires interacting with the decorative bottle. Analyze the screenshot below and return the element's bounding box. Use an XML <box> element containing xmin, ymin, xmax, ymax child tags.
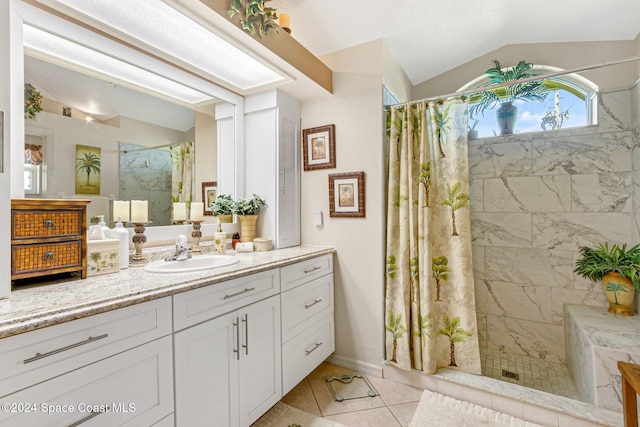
<box><xmin>110</xmin><ymin>216</ymin><xmax>130</xmax><ymax>269</ymax></box>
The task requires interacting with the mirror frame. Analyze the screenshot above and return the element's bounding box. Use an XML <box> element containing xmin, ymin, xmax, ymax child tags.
<box><xmin>15</xmin><ymin>2</ymin><xmax>245</xmax><ymax>243</ymax></box>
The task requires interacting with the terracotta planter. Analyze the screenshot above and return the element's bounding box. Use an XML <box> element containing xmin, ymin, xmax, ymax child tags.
<box><xmin>495</xmin><ymin>102</ymin><xmax>518</xmax><ymax>135</ymax></box>
<box><xmin>602</xmin><ymin>272</ymin><xmax>636</xmax><ymax>316</ymax></box>
<box><xmin>238</xmin><ymin>215</ymin><xmax>258</xmax><ymax>242</ymax></box>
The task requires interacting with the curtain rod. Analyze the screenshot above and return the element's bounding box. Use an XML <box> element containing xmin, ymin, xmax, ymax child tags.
<box><xmin>391</xmin><ymin>55</ymin><xmax>640</xmax><ymax>108</ymax></box>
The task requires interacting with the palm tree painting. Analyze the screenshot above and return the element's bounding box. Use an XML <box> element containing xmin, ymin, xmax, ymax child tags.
<box><xmin>89</xmin><ymin>251</ymin><xmax>103</xmax><ymax>272</ymax></box>
<box><xmin>75</xmin><ymin>145</ymin><xmax>101</xmax><ymax>194</ymax></box>
<box><xmin>605</xmin><ymin>281</ymin><xmax>629</xmax><ymax>306</ymax></box>
<box><xmin>441</xmin><ymin>182</ymin><xmax>470</xmax><ymax>236</ymax></box>
<box><xmin>432</xmin><ymin>256</ymin><xmax>450</xmax><ymax>301</ymax></box>
<box><xmin>438</xmin><ymin>313</ymin><xmax>473</xmax><ymax>367</ymax></box>
<box><xmin>386</xmin><ymin>312</ymin><xmax>407</xmax><ymax>363</ymax></box>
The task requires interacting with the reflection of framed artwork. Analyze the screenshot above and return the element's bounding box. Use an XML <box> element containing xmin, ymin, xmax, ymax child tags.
<box><xmin>302</xmin><ymin>124</ymin><xmax>335</xmax><ymax>171</ymax></box>
<box><xmin>202</xmin><ymin>181</ymin><xmax>217</xmax><ymax>215</ymax></box>
<box><xmin>328</xmin><ymin>171</ymin><xmax>365</xmax><ymax>217</ymax></box>
<box><xmin>75</xmin><ymin>144</ymin><xmax>101</xmax><ymax>194</ymax></box>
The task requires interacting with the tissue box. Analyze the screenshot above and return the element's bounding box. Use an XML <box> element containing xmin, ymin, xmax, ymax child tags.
<box><xmin>87</xmin><ymin>238</ymin><xmax>120</xmax><ymax>277</ymax></box>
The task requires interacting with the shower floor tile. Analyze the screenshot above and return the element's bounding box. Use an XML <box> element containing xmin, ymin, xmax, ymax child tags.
<box><xmin>480</xmin><ymin>348</ymin><xmax>580</xmax><ymax>400</ymax></box>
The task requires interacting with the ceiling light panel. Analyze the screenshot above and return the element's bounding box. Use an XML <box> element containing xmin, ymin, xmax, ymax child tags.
<box><xmin>41</xmin><ymin>0</ymin><xmax>286</xmax><ymax>91</ymax></box>
<box><xmin>23</xmin><ymin>24</ymin><xmax>213</xmax><ymax>105</ymax></box>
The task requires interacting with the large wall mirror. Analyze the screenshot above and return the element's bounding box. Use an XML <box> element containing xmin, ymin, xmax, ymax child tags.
<box><xmin>19</xmin><ymin>4</ymin><xmax>243</xmax><ymax>228</ymax></box>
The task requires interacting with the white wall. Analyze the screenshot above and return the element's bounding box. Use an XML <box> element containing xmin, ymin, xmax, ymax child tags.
<box><xmin>301</xmin><ymin>40</ymin><xmax>386</xmax><ymax>372</ymax></box>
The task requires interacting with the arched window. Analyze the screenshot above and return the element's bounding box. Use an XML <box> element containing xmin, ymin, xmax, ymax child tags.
<box><xmin>460</xmin><ymin>64</ymin><xmax>598</xmax><ymax>139</ymax></box>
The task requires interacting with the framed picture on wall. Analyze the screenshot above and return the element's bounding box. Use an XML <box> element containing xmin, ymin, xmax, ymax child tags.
<box><xmin>328</xmin><ymin>171</ymin><xmax>365</xmax><ymax>217</ymax></box>
<box><xmin>75</xmin><ymin>144</ymin><xmax>101</xmax><ymax>195</ymax></box>
<box><xmin>202</xmin><ymin>181</ymin><xmax>217</xmax><ymax>215</ymax></box>
<box><xmin>302</xmin><ymin>124</ymin><xmax>336</xmax><ymax>171</ymax></box>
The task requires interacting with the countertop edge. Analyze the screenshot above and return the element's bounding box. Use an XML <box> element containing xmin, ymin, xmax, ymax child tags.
<box><xmin>1</xmin><ymin>246</ymin><xmax>336</xmax><ymax>339</ymax></box>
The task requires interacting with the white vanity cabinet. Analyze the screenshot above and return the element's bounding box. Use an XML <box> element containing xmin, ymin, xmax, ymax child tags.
<box><xmin>173</xmin><ymin>270</ymin><xmax>282</xmax><ymax>427</ymax></box>
<box><xmin>0</xmin><ymin>298</ymin><xmax>174</xmax><ymax>426</ymax></box>
<box><xmin>280</xmin><ymin>254</ymin><xmax>335</xmax><ymax>394</ymax></box>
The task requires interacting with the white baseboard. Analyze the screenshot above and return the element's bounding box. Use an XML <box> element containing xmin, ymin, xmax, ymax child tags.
<box><xmin>326</xmin><ymin>354</ymin><xmax>384</xmax><ymax>378</ymax></box>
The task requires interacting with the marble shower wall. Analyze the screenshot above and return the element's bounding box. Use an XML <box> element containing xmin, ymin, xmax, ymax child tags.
<box><xmin>119</xmin><ymin>143</ymin><xmax>172</xmax><ymax>225</ymax></box>
<box><xmin>471</xmin><ymin>86</ymin><xmax>639</xmax><ymax>363</ymax></box>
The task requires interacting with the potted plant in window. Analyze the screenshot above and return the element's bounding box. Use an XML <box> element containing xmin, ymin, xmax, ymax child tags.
<box><xmin>209</xmin><ymin>194</ymin><xmax>234</xmax><ymax>223</ymax></box>
<box><xmin>468</xmin><ymin>59</ymin><xmax>548</xmax><ymax>136</ymax></box>
<box><xmin>574</xmin><ymin>243</ymin><xmax>640</xmax><ymax>316</ymax></box>
<box><xmin>232</xmin><ymin>194</ymin><xmax>268</xmax><ymax>242</ymax></box>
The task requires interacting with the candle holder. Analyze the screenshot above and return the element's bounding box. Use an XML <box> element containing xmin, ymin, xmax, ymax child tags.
<box><xmin>130</xmin><ymin>221</ymin><xmax>150</xmax><ymax>265</ymax></box>
<box><xmin>191</xmin><ymin>220</ymin><xmax>203</xmax><ymax>253</ymax></box>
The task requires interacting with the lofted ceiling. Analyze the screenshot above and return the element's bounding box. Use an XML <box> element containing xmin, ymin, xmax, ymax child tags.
<box><xmin>269</xmin><ymin>0</ymin><xmax>640</xmax><ymax>86</ymax></box>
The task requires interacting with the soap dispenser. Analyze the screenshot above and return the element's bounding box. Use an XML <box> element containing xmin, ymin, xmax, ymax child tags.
<box><xmin>213</xmin><ymin>217</ymin><xmax>227</xmax><ymax>254</ymax></box>
<box><xmin>97</xmin><ymin>215</ymin><xmax>111</xmax><ymax>238</ymax></box>
<box><xmin>110</xmin><ymin>216</ymin><xmax>130</xmax><ymax>269</ymax></box>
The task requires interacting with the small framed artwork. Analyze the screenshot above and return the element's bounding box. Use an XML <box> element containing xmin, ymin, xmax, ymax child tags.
<box><xmin>303</xmin><ymin>124</ymin><xmax>336</xmax><ymax>171</ymax></box>
<box><xmin>328</xmin><ymin>171</ymin><xmax>365</xmax><ymax>218</ymax></box>
<box><xmin>75</xmin><ymin>144</ymin><xmax>101</xmax><ymax>194</ymax></box>
<box><xmin>202</xmin><ymin>181</ymin><xmax>217</xmax><ymax>215</ymax></box>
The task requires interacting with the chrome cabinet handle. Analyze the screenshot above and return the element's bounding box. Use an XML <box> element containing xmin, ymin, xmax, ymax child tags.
<box><xmin>223</xmin><ymin>287</ymin><xmax>256</xmax><ymax>300</ymax></box>
<box><xmin>305</xmin><ymin>341</ymin><xmax>323</xmax><ymax>356</ymax></box>
<box><xmin>233</xmin><ymin>317</ymin><xmax>240</xmax><ymax>360</ymax></box>
<box><xmin>44</xmin><ymin>251</ymin><xmax>54</xmax><ymax>262</ymax></box>
<box><xmin>242</xmin><ymin>313</ymin><xmax>249</xmax><ymax>355</ymax></box>
<box><xmin>44</xmin><ymin>219</ymin><xmax>55</xmax><ymax>229</ymax></box>
<box><xmin>304</xmin><ymin>299</ymin><xmax>322</xmax><ymax>309</ymax></box>
<box><xmin>304</xmin><ymin>266</ymin><xmax>322</xmax><ymax>274</ymax></box>
<box><xmin>24</xmin><ymin>334</ymin><xmax>109</xmax><ymax>364</ymax></box>
<box><xmin>67</xmin><ymin>411</ymin><xmax>102</xmax><ymax>427</ymax></box>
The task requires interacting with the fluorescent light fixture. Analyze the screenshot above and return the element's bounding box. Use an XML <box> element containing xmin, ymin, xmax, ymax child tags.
<box><xmin>38</xmin><ymin>0</ymin><xmax>287</xmax><ymax>91</ymax></box>
<box><xmin>23</xmin><ymin>24</ymin><xmax>213</xmax><ymax>106</ymax></box>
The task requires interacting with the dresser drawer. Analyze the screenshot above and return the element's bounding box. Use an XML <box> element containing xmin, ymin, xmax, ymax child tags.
<box><xmin>11</xmin><ymin>209</ymin><xmax>83</xmax><ymax>240</ymax></box>
<box><xmin>281</xmin><ymin>274</ymin><xmax>333</xmax><ymax>342</ymax></box>
<box><xmin>173</xmin><ymin>269</ymin><xmax>280</xmax><ymax>331</ymax></box>
<box><xmin>280</xmin><ymin>254</ymin><xmax>333</xmax><ymax>292</ymax></box>
<box><xmin>0</xmin><ymin>297</ymin><xmax>172</xmax><ymax>397</ymax></box>
<box><xmin>0</xmin><ymin>336</ymin><xmax>174</xmax><ymax>427</ymax></box>
<box><xmin>282</xmin><ymin>314</ymin><xmax>335</xmax><ymax>394</ymax></box>
<box><xmin>11</xmin><ymin>241</ymin><xmax>82</xmax><ymax>276</ymax></box>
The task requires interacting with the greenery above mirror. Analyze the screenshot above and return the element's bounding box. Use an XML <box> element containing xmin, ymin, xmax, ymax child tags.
<box><xmin>228</xmin><ymin>0</ymin><xmax>279</xmax><ymax>37</ymax></box>
<box><xmin>24</xmin><ymin>83</ymin><xmax>43</xmax><ymax>120</ymax></box>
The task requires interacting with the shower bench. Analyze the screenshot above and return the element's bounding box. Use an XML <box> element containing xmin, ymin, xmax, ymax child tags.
<box><xmin>565</xmin><ymin>304</ymin><xmax>640</xmax><ymax>412</ymax></box>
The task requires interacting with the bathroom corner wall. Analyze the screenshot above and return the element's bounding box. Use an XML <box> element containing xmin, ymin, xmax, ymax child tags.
<box><xmin>472</xmin><ymin>88</ymin><xmax>635</xmax><ymax>362</ymax></box>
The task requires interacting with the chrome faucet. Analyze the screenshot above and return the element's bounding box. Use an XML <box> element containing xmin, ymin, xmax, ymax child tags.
<box><xmin>165</xmin><ymin>234</ymin><xmax>192</xmax><ymax>261</ymax></box>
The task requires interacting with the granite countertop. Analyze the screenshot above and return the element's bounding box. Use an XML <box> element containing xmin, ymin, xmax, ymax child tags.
<box><xmin>0</xmin><ymin>244</ymin><xmax>335</xmax><ymax>339</ymax></box>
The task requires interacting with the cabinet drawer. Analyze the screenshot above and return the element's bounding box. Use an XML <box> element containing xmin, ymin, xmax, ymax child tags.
<box><xmin>12</xmin><ymin>241</ymin><xmax>82</xmax><ymax>275</ymax></box>
<box><xmin>12</xmin><ymin>209</ymin><xmax>83</xmax><ymax>240</ymax></box>
<box><xmin>0</xmin><ymin>336</ymin><xmax>174</xmax><ymax>427</ymax></box>
<box><xmin>281</xmin><ymin>274</ymin><xmax>333</xmax><ymax>342</ymax></box>
<box><xmin>0</xmin><ymin>298</ymin><xmax>172</xmax><ymax>397</ymax></box>
<box><xmin>173</xmin><ymin>269</ymin><xmax>280</xmax><ymax>331</ymax></box>
<box><xmin>280</xmin><ymin>254</ymin><xmax>333</xmax><ymax>292</ymax></box>
<box><xmin>282</xmin><ymin>314</ymin><xmax>334</xmax><ymax>395</ymax></box>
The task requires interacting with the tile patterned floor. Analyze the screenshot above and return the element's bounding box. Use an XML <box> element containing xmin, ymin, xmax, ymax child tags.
<box><xmin>276</xmin><ymin>362</ymin><xmax>423</xmax><ymax>427</ymax></box>
<box><xmin>480</xmin><ymin>348</ymin><xmax>580</xmax><ymax>400</ymax></box>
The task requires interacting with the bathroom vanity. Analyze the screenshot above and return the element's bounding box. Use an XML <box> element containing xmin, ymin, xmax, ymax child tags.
<box><xmin>0</xmin><ymin>245</ymin><xmax>335</xmax><ymax>427</ymax></box>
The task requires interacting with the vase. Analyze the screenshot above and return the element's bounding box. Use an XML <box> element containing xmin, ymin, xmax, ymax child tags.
<box><xmin>238</xmin><ymin>215</ymin><xmax>258</xmax><ymax>242</ymax></box>
<box><xmin>602</xmin><ymin>272</ymin><xmax>636</xmax><ymax>316</ymax></box>
<box><xmin>495</xmin><ymin>102</ymin><xmax>518</xmax><ymax>135</ymax></box>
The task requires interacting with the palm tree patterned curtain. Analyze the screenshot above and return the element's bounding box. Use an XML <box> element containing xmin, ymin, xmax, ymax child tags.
<box><xmin>170</xmin><ymin>141</ymin><xmax>195</xmax><ymax>214</ymax></box>
<box><xmin>385</xmin><ymin>99</ymin><xmax>481</xmax><ymax>375</ymax></box>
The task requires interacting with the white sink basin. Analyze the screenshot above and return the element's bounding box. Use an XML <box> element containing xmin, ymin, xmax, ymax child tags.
<box><xmin>144</xmin><ymin>254</ymin><xmax>240</xmax><ymax>273</ymax></box>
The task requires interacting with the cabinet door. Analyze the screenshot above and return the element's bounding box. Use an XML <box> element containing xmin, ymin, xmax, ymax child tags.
<box><xmin>174</xmin><ymin>311</ymin><xmax>239</xmax><ymax>427</ymax></box>
<box><xmin>238</xmin><ymin>295</ymin><xmax>282</xmax><ymax>427</ymax></box>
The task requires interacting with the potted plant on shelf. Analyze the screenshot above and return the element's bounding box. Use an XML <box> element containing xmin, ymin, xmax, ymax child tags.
<box><xmin>574</xmin><ymin>243</ymin><xmax>640</xmax><ymax>316</ymax></box>
<box><xmin>24</xmin><ymin>83</ymin><xmax>43</xmax><ymax>120</ymax></box>
<box><xmin>468</xmin><ymin>59</ymin><xmax>548</xmax><ymax>136</ymax></box>
<box><xmin>232</xmin><ymin>194</ymin><xmax>268</xmax><ymax>242</ymax></box>
<box><xmin>210</xmin><ymin>194</ymin><xmax>234</xmax><ymax>223</ymax></box>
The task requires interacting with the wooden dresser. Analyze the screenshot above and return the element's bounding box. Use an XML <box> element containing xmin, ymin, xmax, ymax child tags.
<box><xmin>11</xmin><ymin>199</ymin><xmax>89</xmax><ymax>282</ymax></box>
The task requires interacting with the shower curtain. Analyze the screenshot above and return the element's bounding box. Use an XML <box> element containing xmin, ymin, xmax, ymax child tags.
<box><xmin>170</xmin><ymin>141</ymin><xmax>195</xmax><ymax>213</ymax></box>
<box><xmin>384</xmin><ymin>99</ymin><xmax>481</xmax><ymax>375</ymax></box>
